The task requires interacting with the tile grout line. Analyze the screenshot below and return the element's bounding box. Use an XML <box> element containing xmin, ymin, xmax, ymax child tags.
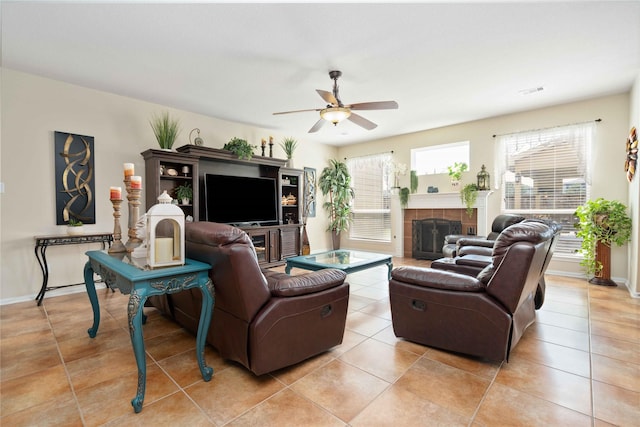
<box><xmin>42</xmin><ymin>302</ymin><xmax>88</xmax><ymax>427</ymax></box>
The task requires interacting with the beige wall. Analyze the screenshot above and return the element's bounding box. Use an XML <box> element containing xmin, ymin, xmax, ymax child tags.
<box><xmin>0</xmin><ymin>68</ymin><xmax>337</xmax><ymax>302</ymax></box>
<box><xmin>1</xmin><ymin>68</ymin><xmax>637</xmax><ymax>302</ymax></box>
<box><xmin>338</xmin><ymin>93</ymin><xmax>635</xmax><ymax>288</ymax></box>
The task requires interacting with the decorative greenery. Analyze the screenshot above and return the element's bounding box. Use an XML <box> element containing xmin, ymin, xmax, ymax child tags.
<box><xmin>150</xmin><ymin>112</ymin><xmax>181</xmax><ymax>149</ymax></box>
<box><xmin>447</xmin><ymin>162</ymin><xmax>468</xmax><ymax>181</ymax></box>
<box><xmin>399</xmin><ymin>187</ymin><xmax>410</xmax><ymax>208</ymax></box>
<box><xmin>574</xmin><ymin>198</ymin><xmax>632</xmax><ymax>276</ymax></box>
<box><xmin>223</xmin><ymin>137</ymin><xmax>256</xmax><ymax>160</ymax></box>
<box><xmin>460</xmin><ymin>184</ymin><xmax>479</xmax><ymax>217</ymax></box>
<box><xmin>68</xmin><ymin>217</ymin><xmax>83</xmax><ymax>226</ymax></box>
<box><xmin>410</xmin><ymin>170</ymin><xmax>418</xmax><ymax>193</ymax></box>
<box><xmin>319</xmin><ymin>159</ymin><xmax>354</xmax><ymax>234</ymax></box>
<box><xmin>280</xmin><ymin>137</ymin><xmax>298</xmax><ymax>159</ymax></box>
<box><xmin>175</xmin><ymin>183</ymin><xmax>193</xmax><ymax>202</ymax></box>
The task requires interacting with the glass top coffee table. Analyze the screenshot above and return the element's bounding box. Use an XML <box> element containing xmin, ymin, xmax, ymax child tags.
<box><xmin>285</xmin><ymin>250</ymin><xmax>393</xmax><ymax>279</ymax></box>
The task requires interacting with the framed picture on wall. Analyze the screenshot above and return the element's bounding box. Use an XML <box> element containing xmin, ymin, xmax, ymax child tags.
<box><xmin>54</xmin><ymin>131</ymin><xmax>96</xmax><ymax>225</ymax></box>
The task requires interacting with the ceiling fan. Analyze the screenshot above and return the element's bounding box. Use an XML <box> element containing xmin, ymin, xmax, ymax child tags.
<box><xmin>273</xmin><ymin>70</ymin><xmax>399</xmax><ymax>133</ymax></box>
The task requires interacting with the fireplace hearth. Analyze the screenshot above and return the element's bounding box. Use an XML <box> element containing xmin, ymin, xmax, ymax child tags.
<box><xmin>412</xmin><ymin>218</ymin><xmax>462</xmax><ymax>260</ymax></box>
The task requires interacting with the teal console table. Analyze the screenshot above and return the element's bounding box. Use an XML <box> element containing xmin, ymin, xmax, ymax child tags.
<box><xmin>83</xmin><ymin>250</ymin><xmax>214</xmax><ymax>413</ymax></box>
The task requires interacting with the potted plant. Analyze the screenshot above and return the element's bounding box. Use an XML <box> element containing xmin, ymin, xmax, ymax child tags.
<box><xmin>574</xmin><ymin>198</ymin><xmax>632</xmax><ymax>285</ymax></box>
<box><xmin>460</xmin><ymin>183</ymin><xmax>479</xmax><ymax>217</ymax></box>
<box><xmin>399</xmin><ymin>187</ymin><xmax>410</xmax><ymax>208</ymax></box>
<box><xmin>150</xmin><ymin>112</ymin><xmax>181</xmax><ymax>150</ymax></box>
<box><xmin>67</xmin><ymin>217</ymin><xmax>84</xmax><ymax>235</ymax></box>
<box><xmin>280</xmin><ymin>137</ymin><xmax>298</xmax><ymax>168</ymax></box>
<box><xmin>223</xmin><ymin>137</ymin><xmax>256</xmax><ymax>160</ymax></box>
<box><xmin>447</xmin><ymin>162</ymin><xmax>468</xmax><ymax>186</ymax></box>
<box><xmin>410</xmin><ymin>170</ymin><xmax>419</xmax><ymax>193</ymax></box>
<box><xmin>319</xmin><ymin>159</ymin><xmax>354</xmax><ymax>250</ymax></box>
<box><xmin>175</xmin><ymin>183</ymin><xmax>193</xmax><ymax>205</ymax></box>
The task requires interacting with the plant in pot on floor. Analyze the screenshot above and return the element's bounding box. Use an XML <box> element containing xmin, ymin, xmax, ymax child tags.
<box><xmin>150</xmin><ymin>111</ymin><xmax>181</xmax><ymax>150</ymax></box>
<box><xmin>223</xmin><ymin>137</ymin><xmax>256</xmax><ymax>160</ymax></box>
<box><xmin>175</xmin><ymin>183</ymin><xmax>193</xmax><ymax>205</ymax></box>
<box><xmin>319</xmin><ymin>159</ymin><xmax>354</xmax><ymax>250</ymax></box>
<box><xmin>574</xmin><ymin>198</ymin><xmax>632</xmax><ymax>286</ymax></box>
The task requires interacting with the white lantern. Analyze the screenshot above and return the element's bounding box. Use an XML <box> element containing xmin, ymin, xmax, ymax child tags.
<box><xmin>146</xmin><ymin>191</ymin><xmax>185</xmax><ymax>268</ymax></box>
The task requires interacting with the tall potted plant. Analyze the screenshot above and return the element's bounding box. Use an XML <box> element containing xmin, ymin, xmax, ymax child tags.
<box><xmin>319</xmin><ymin>159</ymin><xmax>354</xmax><ymax>250</ymax></box>
<box><xmin>574</xmin><ymin>198</ymin><xmax>632</xmax><ymax>286</ymax></box>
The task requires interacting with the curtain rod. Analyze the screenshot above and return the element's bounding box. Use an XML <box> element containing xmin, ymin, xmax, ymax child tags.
<box><xmin>344</xmin><ymin>150</ymin><xmax>393</xmax><ymax>160</ymax></box>
<box><xmin>492</xmin><ymin>118</ymin><xmax>601</xmax><ymax>138</ymax></box>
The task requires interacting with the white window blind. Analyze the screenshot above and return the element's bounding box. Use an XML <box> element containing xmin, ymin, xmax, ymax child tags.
<box><xmin>496</xmin><ymin>122</ymin><xmax>594</xmax><ymax>256</ymax></box>
<box><xmin>347</xmin><ymin>153</ymin><xmax>392</xmax><ymax>242</ymax></box>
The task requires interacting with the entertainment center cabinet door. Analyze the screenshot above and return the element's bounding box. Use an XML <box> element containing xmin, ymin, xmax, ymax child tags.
<box><xmin>280</xmin><ymin>226</ymin><xmax>301</xmax><ymax>258</ymax></box>
<box><xmin>269</xmin><ymin>229</ymin><xmax>280</xmax><ymax>263</ymax></box>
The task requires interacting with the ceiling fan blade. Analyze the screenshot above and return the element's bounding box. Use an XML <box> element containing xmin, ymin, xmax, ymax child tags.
<box><xmin>348</xmin><ymin>113</ymin><xmax>377</xmax><ymax>130</ymax></box>
<box><xmin>308</xmin><ymin>119</ymin><xmax>326</xmax><ymax>133</ymax></box>
<box><xmin>273</xmin><ymin>108</ymin><xmax>321</xmax><ymax>115</ymax></box>
<box><xmin>316</xmin><ymin>89</ymin><xmax>338</xmax><ymax>106</ymax></box>
<box><xmin>348</xmin><ymin>101</ymin><xmax>399</xmax><ymax>111</ymax></box>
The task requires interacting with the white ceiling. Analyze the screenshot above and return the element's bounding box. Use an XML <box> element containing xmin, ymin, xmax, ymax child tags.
<box><xmin>2</xmin><ymin>1</ymin><xmax>639</xmax><ymax>146</ymax></box>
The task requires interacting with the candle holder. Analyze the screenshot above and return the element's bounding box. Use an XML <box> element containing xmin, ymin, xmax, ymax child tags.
<box><xmin>108</xmin><ymin>199</ymin><xmax>127</xmax><ymax>253</ymax></box>
<box><xmin>268</xmin><ymin>137</ymin><xmax>274</xmax><ymax>158</ymax></box>
<box><xmin>124</xmin><ymin>177</ymin><xmax>143</xmax><ymax>252</ymax></box>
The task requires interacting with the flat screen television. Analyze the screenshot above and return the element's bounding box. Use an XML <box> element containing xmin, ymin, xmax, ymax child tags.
<box><xmin>204</xmin><ymin>173</ymin><xmax>279</xmax><ymax>226</ymax></box>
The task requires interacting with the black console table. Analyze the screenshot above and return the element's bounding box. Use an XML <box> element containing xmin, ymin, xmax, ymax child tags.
<box><xmin>34</xmin><ymin>232</ymin><xmax>113</xmax><ymax>305</ymax></box>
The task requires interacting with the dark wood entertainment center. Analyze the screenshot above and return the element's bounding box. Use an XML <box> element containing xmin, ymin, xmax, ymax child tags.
<box><xmin>142</xmin><ymin>146</ymin><xmax>303</xmax><ymax>267</ymax></box>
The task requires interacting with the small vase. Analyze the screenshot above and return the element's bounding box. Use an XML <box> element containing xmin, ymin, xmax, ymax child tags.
<box><xmin>286</xmin><ymin>158</ymin><xmax>294</xmax><ymax>168</ymax></box>
<box><xmin>302</xmin><ymin>224</ymin><xmax>310</xmax><ymax>255</ymax></box>
<box><xmin>67</xmin><ymin>226</ymin><xmax>84</xmax><ymax>236</ymax></box>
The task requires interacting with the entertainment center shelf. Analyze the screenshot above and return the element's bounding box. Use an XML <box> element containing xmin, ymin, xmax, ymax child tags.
<box><xmin>142</xmin><ymin>145</ymin><xmax>303</xmax><ymax>267</ymax></box>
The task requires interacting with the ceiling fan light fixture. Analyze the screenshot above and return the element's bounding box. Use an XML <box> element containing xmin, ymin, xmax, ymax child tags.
<box><xmin>321</xmin><ymin>107</ymin><xmax>351</xmax><ymax>125</ymax></box>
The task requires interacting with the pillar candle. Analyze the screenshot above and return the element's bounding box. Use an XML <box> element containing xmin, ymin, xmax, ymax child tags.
<box><xmin>109</xmin><ymin>186</ymin><xmax>122</xmax><ymax>200</ymax></box>
<box><xmin>155</xmin><ymin>237</ymin><xmax>174</xmax><ymax>263</ymax></box>
<box><xmin>124</xmin><ymin>163</ymin><xmax>134</xmax><ymax>178</ymax></box>
<box><xmin>130</xmin><ymin>176</ymin><xmax>142</xmax><ymax>189</ymax></box>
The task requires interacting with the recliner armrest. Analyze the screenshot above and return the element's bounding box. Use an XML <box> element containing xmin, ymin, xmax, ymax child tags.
<box><xmin>457</xmin><ymin>237</ymin><xmax>494</xmax><ymax>248</ymax></box>
<box><xmin>263</xmin><ymin>269</ymin><xmax>347</xmax><ymax>297</ymax></box>
<box><xmin>391</xmin><ymin>267</ymin><xmax>485</xmax><ymax>292</ymax></box>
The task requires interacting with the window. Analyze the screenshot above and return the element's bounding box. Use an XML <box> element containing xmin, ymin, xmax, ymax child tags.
<box><xmin>496</xmin><ymin>122</ymin><xmax>595</xmax><ymax>256</ymax></box>
<box><xmin>411</xmin><ymin>141</ymin><xmax>470</xmax><ymax>175</ymax></box>
<box><xmin>346</xmin><ymin>153</ymin><xmax>392</xmax><ymax>242</ymax></box>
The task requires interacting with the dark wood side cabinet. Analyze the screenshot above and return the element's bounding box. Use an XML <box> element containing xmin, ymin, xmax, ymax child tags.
<box><xmin>142</xmin><ymin>145</ymin><xmax>302</xmax><ymax>267</ymax></box>
<box><xmin>142</xmin><ymin>149</ymin><xmax>200</xmax><ymax>221</ymax></box>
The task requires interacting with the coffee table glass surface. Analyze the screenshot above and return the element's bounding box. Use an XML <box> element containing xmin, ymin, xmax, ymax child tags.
<box><xmin>286</xmin><ymin>249</ymin><xmax>392</xmax><ymax>279</ymax></box>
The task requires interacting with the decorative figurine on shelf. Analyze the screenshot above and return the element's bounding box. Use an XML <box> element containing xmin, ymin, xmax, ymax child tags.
<box><xmin>261</xmin><ymin>138</ymin><xmax>266</xmax><ymax>157</ymax></box>
<box><xmin>269</xmin><ymin>136</ymin><xmax>274</xmax><ymax>157</ymax></box>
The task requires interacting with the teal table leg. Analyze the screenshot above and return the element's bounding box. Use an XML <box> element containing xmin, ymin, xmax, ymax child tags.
<box><xmin>127</xmin><ymin>290</ymin><xmax>147</xmax><ymax>413</ymax></box>
<box><xmin>386</xmin><ymin>261</ymin><xmax>393</xmax><ymax>280</ymax></box>
<box><xmin>84</xmin><ymin>261</ymin><xmax>100</xmax><ymax>338</ymax></box>
<box><xmin>285</xmin><ymin>263</ymin><xmax>292</xmax><ymax>275</ymax></box>
<box><xmin>196</xmin><ymin>279</ymin><xmax>214</xmax><ymax>381</ymax></box>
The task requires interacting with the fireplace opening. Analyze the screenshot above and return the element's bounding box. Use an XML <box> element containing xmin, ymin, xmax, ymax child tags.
<box><xmin>412</xmin><ymin>218</ymin><xmax>462</xmax><ymax>260</ymax></box>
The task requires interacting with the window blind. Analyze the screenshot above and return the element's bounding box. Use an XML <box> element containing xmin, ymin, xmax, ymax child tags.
<box><xmin>496</xmin><ymin>122</ymin><xmax>594</xmax><ymax>256</ymax></box>
<box><xmin>347</xmin><ymin>153</ymin><xmax>392</xmax><ymax>242</ymax></box>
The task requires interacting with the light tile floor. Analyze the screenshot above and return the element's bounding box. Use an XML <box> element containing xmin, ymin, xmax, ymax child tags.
<box><xmin>1</xmin><ymin>257</ymin><xmax>639</xmax><ymax>426</ymax></box>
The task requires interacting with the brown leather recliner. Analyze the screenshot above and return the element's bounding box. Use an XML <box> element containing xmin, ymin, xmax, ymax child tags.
<box><xmin>390</xmin><ymin>221</ymin><xmax>553</xmax><ymax>361</ymax></box>
<box><xmin>148</xmin><ymin>222</ymin><xmax>350</xmax><ymax>375</ymax></box>
<box><xmin>432</xmin><ymin>219</ymin><xmax>561</xmax><ymax>309</ymax></box>
<box><xmin>441</xmin><ymin>214</ymin><xmax>525</xmax><ymax>257</ymax></box>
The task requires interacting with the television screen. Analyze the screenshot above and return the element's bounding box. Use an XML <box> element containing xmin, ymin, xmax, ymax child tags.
<box><xmin>204</xmin><ymin>174</ymin><xmax>278</xmax><ymax>225</ymax></box>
